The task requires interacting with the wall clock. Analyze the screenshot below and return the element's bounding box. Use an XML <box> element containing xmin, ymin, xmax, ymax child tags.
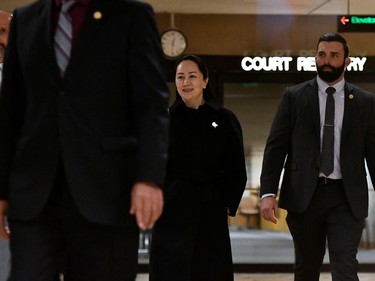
<box><xmin>160</xmin><ymin>29</ymin><xmax>187</xmax><ymax>59</ymax></box>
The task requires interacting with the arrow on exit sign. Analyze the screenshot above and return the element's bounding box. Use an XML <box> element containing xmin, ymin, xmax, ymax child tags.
<box><xmin>338</xmin><ymin>15</ymin><xmax>375</xmax><ymax>32</ymax></box>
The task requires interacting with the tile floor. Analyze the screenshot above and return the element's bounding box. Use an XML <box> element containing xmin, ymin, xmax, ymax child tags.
<box><xmin>2</xmin><ymin>228</ymin><xmax>374</xmax><ymax>281</ymax></box>
<box><xmin>136</xmin><ymin>273</ymin><xmax>375</xmax><ymax>281</ymax></box>
<box><xmin>57</xmin><ymin>272</ymin><xmax>375</xmax><ymax>281</ymax></box>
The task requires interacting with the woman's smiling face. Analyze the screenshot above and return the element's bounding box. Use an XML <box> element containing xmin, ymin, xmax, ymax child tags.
<box><xmin>175</xmin><ymin>60</ymin><xmax>208</xmax><ymax>108</ymax></box>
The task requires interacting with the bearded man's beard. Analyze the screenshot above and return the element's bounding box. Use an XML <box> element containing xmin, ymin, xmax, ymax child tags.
<box><xmin>317</xmin><ymin>61</ymin><xmax>346</xmax><ymax>83</ymax></box>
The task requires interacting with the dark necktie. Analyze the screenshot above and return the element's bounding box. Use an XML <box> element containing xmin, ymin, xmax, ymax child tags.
<box><xmin>54</xmin><ymin>0</ymin><xmax>75</xmax><ymax>76</ymax></box>
<box><xmin>321</xmin><ymin>86</ymin><xmax>336</xmax><ymax>176</ymax></box>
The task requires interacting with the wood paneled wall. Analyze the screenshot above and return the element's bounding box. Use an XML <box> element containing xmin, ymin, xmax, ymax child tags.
<box><xmin>155</xmin><ymin>13</ymin><xmax>375</xmax><ymax>56</ymax></box>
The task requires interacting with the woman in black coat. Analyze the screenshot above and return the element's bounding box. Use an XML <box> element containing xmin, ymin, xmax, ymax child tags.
<box><xmin>149</xmin><ymin>55</ymin><xmax>247</xmax><ymax>281</ymax></box>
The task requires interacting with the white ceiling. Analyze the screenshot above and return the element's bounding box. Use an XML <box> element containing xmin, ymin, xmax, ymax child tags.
<box><xmin>1</xmin><ymin>0</ymin><xmax>375</xmax><ymax>15</ymax></box>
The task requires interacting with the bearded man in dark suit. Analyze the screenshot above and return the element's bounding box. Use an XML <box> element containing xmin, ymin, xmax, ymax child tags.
<box><xmin>0</xmin><ymin>0</ymin><xmax>169</xmax><ymax>280</ymax></box>
<box><xmin>260</xmin><ymin>33</ymin><xmax>375</xmax><ymax>281</ymax></box>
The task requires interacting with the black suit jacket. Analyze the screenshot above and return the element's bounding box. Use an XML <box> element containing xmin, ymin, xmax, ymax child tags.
<box><xmin>0</xmin><ymin>0</ymin><xmax>169</xmax><ymax>226</ymax></box>
<box><xmin>260</xmin><ymin>78</ymin><xmax>375</xmax><ymax>220</ymax></box>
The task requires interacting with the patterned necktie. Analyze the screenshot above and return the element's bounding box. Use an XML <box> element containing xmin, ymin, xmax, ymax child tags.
<box><xmin>54</xmin><ymin>0</ymin><xmax>75</xmax><ymax>76</ymax></box>
<box><xmin>320</xmin><ymin>86</ymin><xmax>336</xmax><ymax>176</ymax></box>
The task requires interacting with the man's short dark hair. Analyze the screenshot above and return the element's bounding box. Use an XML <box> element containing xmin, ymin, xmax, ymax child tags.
<box><xmin>317</xmin><ymin>33</ymin><xmax>350</xmax><ymax>58</ymax></box>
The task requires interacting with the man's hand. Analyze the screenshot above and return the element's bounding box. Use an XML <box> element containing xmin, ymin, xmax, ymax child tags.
<box><xmin>260</xmin><ymin>196</ymin><xmax>279</xmax><ymax>224</ymax></box>
<box><xmin>129</xmin><ymin>182</ymin><xmax>163</xmax><ymax>230</ymax></box>
<box><xmin>0</xmin><ymin>199</ymin><xmax>10</xmax><ymax>240</ymax></box>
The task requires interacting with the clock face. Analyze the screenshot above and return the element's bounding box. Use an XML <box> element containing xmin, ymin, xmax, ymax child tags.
<box><xmin>160</xmin><ymin>29</ymin><xmax>187</xmax><ymax>59</ymax></box>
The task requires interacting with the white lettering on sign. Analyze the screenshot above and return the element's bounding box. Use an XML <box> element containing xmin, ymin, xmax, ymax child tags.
<box><xmin>297</xmin><ymin>57</ymin><xmax>316</xmax><ymax>71</ymax></box>
<box><xmin>347</xmin><ymin>57</ymin><xmax>367</xmax><ymax>71</ymax></box>
<box><xmin>241</xmin><ymin>56</ymin><xmax>367</xmax><ymax>72</ymax></box>
<box><xmin>241</xmin><ymin>57</ymin><xmax>293</xmax><ymax>71</ymax></box>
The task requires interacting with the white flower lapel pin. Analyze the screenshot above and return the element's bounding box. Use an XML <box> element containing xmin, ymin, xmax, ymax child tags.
<box><xmin>212</xmin><ymin>121</ymin><xmax>218</xmax><ymax>128</ymax></box>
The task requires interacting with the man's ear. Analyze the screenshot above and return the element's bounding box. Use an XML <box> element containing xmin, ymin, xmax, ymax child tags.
<box><xmin>345</xmin><ymin>57</ymin><xmax>351</xmax><ymax>67</ymax></box>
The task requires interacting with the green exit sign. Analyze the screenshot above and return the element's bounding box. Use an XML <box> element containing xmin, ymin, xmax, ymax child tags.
<box><xmin>338</xmin><ymin>15</ymin><xmax>375</xmax><ymax>32</ymax></box>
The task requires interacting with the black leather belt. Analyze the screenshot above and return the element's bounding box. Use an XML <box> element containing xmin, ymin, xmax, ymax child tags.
<box><xmin>317</xmin><ymin>177</ymin><xmax>342</xmax><ymax>185</ymax></box>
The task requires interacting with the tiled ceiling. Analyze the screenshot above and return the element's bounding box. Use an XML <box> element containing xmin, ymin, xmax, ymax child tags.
<box><xmin>0</xmin><ymin>0</ymin><xmax>374</xmax><ymax>15</ymax></box>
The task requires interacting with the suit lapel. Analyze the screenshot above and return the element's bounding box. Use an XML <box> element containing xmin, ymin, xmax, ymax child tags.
<box><xmin>341</xmin><ymin>83</ymin><xmax>358</xmax><ymax>142</ymax></box>
<box><xmin>36</xmin><ymin>0</ymin><xmax>62</xmax><ymax>82</ymax></box>
<box><xmin>306</xmin><ymin>79</ymin><xmax>321</xmax><ymax>138</ymax></box>
<box><xmin>65</xmin><ymin>0</ymin><xmax>108</xmax><ymax>76</ymax></box>
<box><xmin>43</xmin><ymin>0</ymin><xmax>54</xmax><ymax>59</ymax></box>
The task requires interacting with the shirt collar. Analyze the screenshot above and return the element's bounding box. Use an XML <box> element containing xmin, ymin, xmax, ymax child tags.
<box><xmin>316</xmin><ymin>75</ymin><xmax>345</xmax><ymax>94</ymax></box>
<box><xmin>55</xmin><ymin>0</ymin><xmax>90</xmax><ymax>7</ymax></box>
<box><xmin>170</xmin><ymin>98</ymin><xmax>220</xmax><ymax>113</ymax></box>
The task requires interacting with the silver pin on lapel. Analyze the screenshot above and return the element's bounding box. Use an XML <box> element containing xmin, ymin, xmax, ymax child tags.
<box><xmin>212</xmin><ymin>122</ymin><xmax>218</xmax><ymax>128</ymax></box>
